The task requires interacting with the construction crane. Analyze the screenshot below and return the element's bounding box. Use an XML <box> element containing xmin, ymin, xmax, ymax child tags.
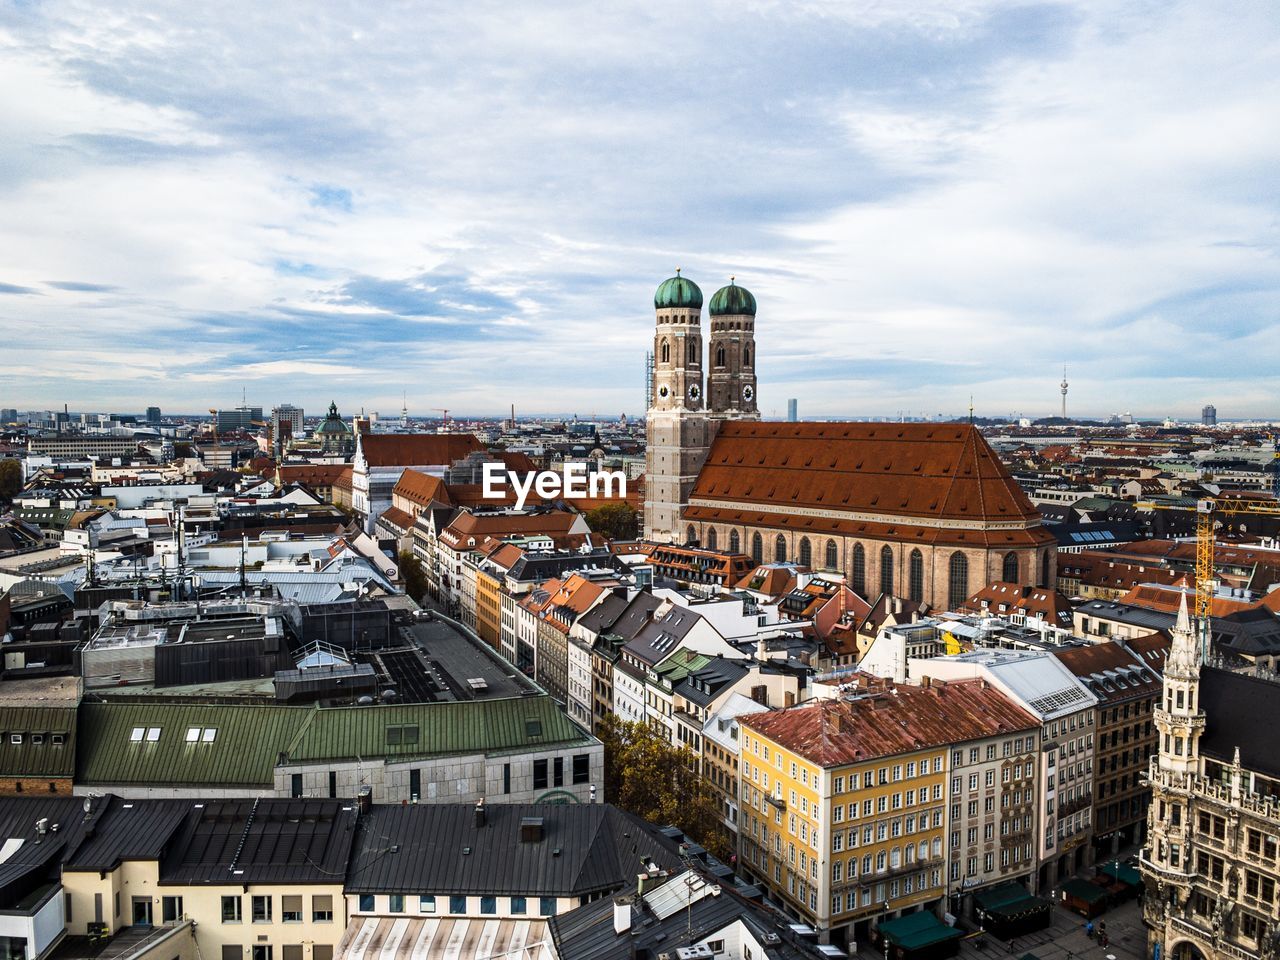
<box><xmin>1140</xmin><ymin>497</ymin><xmax>1280</xmax><ymax>655</ymax></box>
<box><xmin>431</xmin><ymin>408</ymin><xmax>450</xmax><ymax>428</ymax></box>
<box><xmin>208</xmin><ymin>408</ymin><xmax>219</xmax><ymax>445</ymax></box>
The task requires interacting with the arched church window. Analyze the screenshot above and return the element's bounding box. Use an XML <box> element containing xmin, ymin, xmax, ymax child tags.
<box><xmin>715</xmin><ymin>345</ymin><xmax>725</xmax><ymax>368</ymax></box>
<box><xmin>798</xmin><ymin>538</ymin><xmax>812</xmax><ymax>567</ymax></box>
<box><xmin>730</xmin><ymin>530</ymin><xmax>740</xmax><ymax>553</ymax></box>
<box><xmin>707</xmin><ymin>528</ymin><xmax>718</xmax><ymax>550</ymax></box>
<box><xmin>660</xmin><ymin>340</ymin><xmax>670</xmax><ymax>363</ymax></box>
<box><xmin>825</xmin><ymin>540</ymin><xmax>838</xmax><ymax>571</ymax></box>
<box><xmin>774</xmin><ymin>534</ymin><xmax>787</xmax><ymax>563</ymax></box>
<box><xmin>751</xmin><ymin>533</ymin><xmax>763</xmax><ymax>564</ymax></box>
<box><xmin>687</xmin><ymin>525</ymin><xmax>697</xmax><ymax>545</ymax></box>
<box><xmin>909</xmin><ymin>549</ymin><xmax>924</xmax><ymax>602</ymax></box>
<box><xmin>743</xmin><ymin>346</ymin><xmax>752</xmax><ymax>367</ymax></box>
<box><xmin>851</xmin><ymin>544</ymin><xmax>866</xmax><ymax>595</ymax></box>
<box><xmin>880</xmin><ymin>545</ymin><xmax>894</xmax><ymax>597</ymax></box>
<box><xmin>949</xmin><ymin>552</ymin><xmax>970</xmax><ymax>610</ymax></box>
<box><xmin>1002</xmin><ymin>552</ymin><xmax>1019</xmax><ymax>583</ymax></box>
<box><xmin>688</xmin><ymin>341</ymin><xmax>698</xmax><ymax>364</ymax></box>
<box><xmin>1039</xmin><ymin>550</ymin><xmax>1051</xmax><ymax>588</ymax></box>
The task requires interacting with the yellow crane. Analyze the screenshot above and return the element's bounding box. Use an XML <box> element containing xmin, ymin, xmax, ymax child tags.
<box><xmin>1140</xmin><ymin>496</ymin><xmax>1280</xmax><ymax>654</ymax></box>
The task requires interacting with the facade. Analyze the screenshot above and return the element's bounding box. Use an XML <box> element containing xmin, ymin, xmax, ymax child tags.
<box><xmin>737</xmin><ymin>676</ymin><xmax>1039</xmax><ymax>948</ymax></box>
<box><xmin>1141</xmin><ymin>597</ymin><xmax>1280</xmax><ymax>960</ymax></box>
<box><xmin>350</xmin><ymin>432</ymin><xmax>481</xmax><ymax>534</ymax></box>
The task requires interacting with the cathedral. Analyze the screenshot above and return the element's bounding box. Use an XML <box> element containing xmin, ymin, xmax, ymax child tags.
<box><xmin>643</xmin><ymin>272</ymin><xmax>1058</xmax><ymax>610</ymax></box>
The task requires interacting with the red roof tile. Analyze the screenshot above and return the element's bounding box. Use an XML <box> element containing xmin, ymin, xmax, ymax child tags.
<box><xmin>358</xmin><ymin>433</ymin><xmax>483</xmax><ymax>467</ymax></box>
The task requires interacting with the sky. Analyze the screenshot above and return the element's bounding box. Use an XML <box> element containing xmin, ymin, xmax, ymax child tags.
<box><xmin>1</xmin><ymin>1</ymin><xmax>1278</xmax><ymax>421</ymax></box>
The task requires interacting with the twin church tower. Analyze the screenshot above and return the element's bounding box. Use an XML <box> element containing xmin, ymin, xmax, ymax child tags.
<box><xmin>644</xmin><ymin>271</ymin><xmax>759</xmax><ymax>542</ymax></box>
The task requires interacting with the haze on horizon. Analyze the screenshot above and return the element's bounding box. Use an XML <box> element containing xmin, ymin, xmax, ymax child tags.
<box><xmin>1</xmin><ymin>1</ymin><xmax>1277</xmax><ymax>421</ymax></box>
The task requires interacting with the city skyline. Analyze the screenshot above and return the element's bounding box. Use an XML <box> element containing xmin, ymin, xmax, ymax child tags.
<box><xmin>2</xmin><ymin>1</ymin><xmax>1278</xmax><ymax>416</ymax></box>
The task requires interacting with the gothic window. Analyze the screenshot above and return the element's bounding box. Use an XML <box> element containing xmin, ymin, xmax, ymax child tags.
<box><xmin>687</xmin><ymin>525</ymin><xmax>697</xmax><ymax>545</ymax></box>
<box><xmin>949</xmin><ymin>552</ymin><xmax>970</xmax><ymax>610</ymax></box>
<box><xmin>708</xmin><ymin>528</ymin><xmax>718</xmax><ymax>550</ymax></box>
<box><xmin>774</xmin><ymin>534</ymin><xmax>787</xmax><ymax>563</ymax></box>
<box><xmin>1039</xmin><ymin>549</ymin><xmax>1051</xmax><ymax>588</ymax></box>
<box><xmin>688</xmin><ymin>340</ymin><xmax>698</xmax><ymax>364</ymax></box>
<box><xmin>909</xmin><ymin>549</ymin><xmax>924</xmax><ymax>602</ymax></box>
<box><xmin>825</xmin><ymin>540</ymin><xmax>838</xmax><ymax>571</ymax></box>
<box><xmin>798</xmin><ymin>538</ymin><xmax>812</xmax><ymax>567</ymax></box>
<box><xmin>851</xmin><ymin>544</ymin><xmax>866</xmax><ymax>595</ymax></box>
<box><xmin>743</xmin><ymin>346</ymin><xmax>752</xmax><ymax>367</ymax></box>
<box><xmin>660</xmin><ymin>340</ymin><xmax>670</xmax><ymax>363</ymax></box>
<box><xmin>752</xmin><ymin>533</ymin><xmax>763</xmax><ymax>564</ymax></box>
<box><xmin>880</xmin><ymin>546</ymin><xmax>894</xmax><ymax>597</ymax></box>
<box><xmin>730</xmin><ymin>530</ymin><xmax>740</xmax><ymax>553</ymax></box>
<box><xmin>715</xmin><ymin>345</ymin><xmax>725</xmax><ymax>368</ymax></box>
<box><xmin>1002</xmin><ymin>551</ymin><xmax>1019</xmax><ymax>583</ymax></box>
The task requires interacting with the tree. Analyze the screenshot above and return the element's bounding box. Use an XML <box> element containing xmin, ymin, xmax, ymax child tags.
<box><xmin>585</xmin><ymin>502</ymin><xmax>638</xmax><ymax>540</ymax></box>
<box><xmin>399</xmin><ymin>550</ymin><xmax>428</xmax><ymax>602</ymax></box>
<box><xmin>0</xmin><ymin>459</ymin><xmax>21</xmax><ymax>502</ymax></box>
<box><xmin>598</xmin><ymin>715</ymin><xmax>733</xmax><ymax>861</ymax></box>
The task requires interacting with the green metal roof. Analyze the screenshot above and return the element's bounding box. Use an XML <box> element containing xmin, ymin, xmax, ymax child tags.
<box><xmin>654</xmin><ymin>272</ymin><xmax>702</xmax><ymax>310</ymax></box>
<box><xmin>1061</xmin><ymin>878</ymin><xmax>1109</xmax><ymax>903</ymax></box>
<box><xmin>76</xmin><ymin>696</ymin><xmax>592</xmax><ymax>788</ymax></box>
<box><xmin>0</xmin><ymin>706</ymin><xmax>77</xmax><ymax>778</ymax></box>
<box><xmin>283</xmin><ymin>697</ymin><xmax>591</xmax><ymax>764</ymax></box>
<box><xmin>709</xmin><ymin>281</ymin><xmax>756</xmax><ymax>317</ymax></box>
<box><xmin>880</xmin><ymin>911</ymin><xmax>962</xmax><ymax>950</ymax></box>
<box><xmin>1099</xmin><ymin>861</ymin><xmax>1141</xmax><ymax>887</ymax></box>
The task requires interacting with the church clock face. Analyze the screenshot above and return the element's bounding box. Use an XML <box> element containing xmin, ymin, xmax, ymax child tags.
<box><xmin>742</xmin><ymin>384</ymin><xmax>755</xmax><ymax>402</ymax></box>
<box><xmin>657</xmin><ymin>384</ymin><xmax>670</xmax><ymax>399</ymax></box>
<box><xmin>688</xmin><ymin>384</ymin><xmax>701</xmax><ymax>403</ymax></box>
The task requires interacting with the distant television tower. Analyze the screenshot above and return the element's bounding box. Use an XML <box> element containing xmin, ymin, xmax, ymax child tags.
<box><xmin>1060</xmin><ymin>366</ymin><xmax>1069</xmax><ymax>419</ymax></box>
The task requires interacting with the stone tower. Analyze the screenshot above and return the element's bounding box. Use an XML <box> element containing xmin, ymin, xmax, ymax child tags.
<box><xmin>644</xmin><ymin>271</ymin><xmax>712</xmax><ymax>543</ymax></box>
<box><xmin>1153</xmin><ymin>592</ymin><xmax>1205</xmax><ymax>777</ymax></box>
<box><xmin>707</xmin><ymin>279</ymin><xmax>759</xmax><ymax>421</ymax></box>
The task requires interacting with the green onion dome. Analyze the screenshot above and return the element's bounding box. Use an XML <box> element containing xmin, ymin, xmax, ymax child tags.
<box><xmin>654</xmin><ymin>270</ymin><xmax>703</xmax><ymax>309</ymax></box>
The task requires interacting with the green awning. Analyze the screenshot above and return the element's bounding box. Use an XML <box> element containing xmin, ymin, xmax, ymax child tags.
<box><xmin>973</xmin><ymin>882</ymin><xmax>1037</xmax><ymax>914</ymax></box>
<box><xmin>1099</xmin><ymin>862</ymin><xmax>1142</xmax><ymax>887</ymax></box>
<box><xmin>881</xmin><ymin>912</ymin><xmax>963</xmax><ymax>951</ymax></box>
<box><xmin>1061</xmin><ymin>878</ymin><xmax>1109</xmax><ymax>903</ymax></box>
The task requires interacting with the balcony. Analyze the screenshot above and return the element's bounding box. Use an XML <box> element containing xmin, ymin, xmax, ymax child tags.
<box><xmin>1169</xmin><ymin>916</ymin><xmax>1258</xmax><ymax>960</ymax></box>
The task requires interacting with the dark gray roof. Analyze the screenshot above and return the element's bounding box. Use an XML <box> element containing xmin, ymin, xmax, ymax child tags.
<box><xmin>345</xmin><ymin>803</ymin><xmax>683</xmax><ymax>897</ymax></box>
<box><xmin>65</xmin><ymin>797</ymin><xmax>190</xmax><ymax>872</ymax></box>
<box><xmin>1199</xmin><ymin>667</ymin><xmax>1280</xmax><ymax>780</ymax></box>
<box><xmin>607</xmin><ymin>592</ymin><xmax>664</xmax><ymax>644</ymax></box>
<box><xmin>549</xmin><ymin>871</ymin><xmax>813</xmax><ymax>960</ymax></box>
<box><xmin>0</xmin><ymin>797</ymin><xmax>86</xmax><ymax>903</ymax></box>
<box><xmin>1213</xmin><ymin>608</ymin><xmax>1280</xmax><ymax>657</ymax></box>
<box><xmin>159</xmin><ymin>798</ymin><xmax>357</xmax><ymax>886</ymax></box>
<box><xmin>1077</xmin><ymin>601</ymin><xmax>1174</xmax><ymax>630</ymax></box>
<box><xmin>575</xmin><ymin>592</ymin><xmax>629</xmax><ymax>637</ymax></box>
<box><xmin>675</xmin><ymin>658</ymin><xmax>750</xmax><ymax>707</ymax></box>
<box><xmin>624</xmin><ymin>607</ymin><xmax>704</xmax><ymax>668</ymax></box>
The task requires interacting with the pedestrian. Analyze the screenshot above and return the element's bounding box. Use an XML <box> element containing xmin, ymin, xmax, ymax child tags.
<box><xmin>1085</xmin><ymin>921</ymin><xmax>1094</xmax><ymax>939</ymax></box>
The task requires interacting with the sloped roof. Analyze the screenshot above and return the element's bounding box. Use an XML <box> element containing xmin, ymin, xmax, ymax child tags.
<box><xmin>686</xmin><ymin>422</ymin><xmax>1052</xmax><ymax>548</ymax></box>
<box><xmin>359</xmin><ymin>433</ymin><xmax>482</xmax><ymax>468</ymax></box>
<box><xmin>741</xmin><ymin>677</ymin><xmax>1038</xmax><ymax>767</ymax></box>
<box><xmin>393</xmin><ymin>470</ymin><xmax>453</xmax><ymax>509</ymax></box>
<box><xmin>1200</xmin><ymin>667</ymin><xmax>1280</xmax><ymax>779</ymax></box>
<box><xmin>0</xmin><ymin>706</ymin><xmax>78</xmax><ymax>778</ymax></box>
<box><xmin>344</xmin><ymin>803</ymin><xmax>683</xmax><ymax>896</ymax></box>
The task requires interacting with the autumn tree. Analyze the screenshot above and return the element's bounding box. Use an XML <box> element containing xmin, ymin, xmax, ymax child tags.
<box><xmin>399</xmin><ymin>550</ymin><xmax>428</xmax><ymax>602</ymax></box>
<box><xmin>585</xmin><ymin>502</ymin><xmax>638</xmax><ymax>540</ymax></box>
<box><xmin>598</xmin><ymin>715</ymin><xmax>733</xmax><ymax>861</ymax></box>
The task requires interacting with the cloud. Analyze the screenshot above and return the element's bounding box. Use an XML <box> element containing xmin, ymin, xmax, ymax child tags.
<box><xmin>0</xmin><ymin>0</ymin><xmax>1277</xmax><ymax>418</ymax></box>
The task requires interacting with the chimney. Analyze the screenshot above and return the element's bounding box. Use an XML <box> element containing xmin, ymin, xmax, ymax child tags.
<box><xmin>756</xmin><ymin>637</ymin><xmax>767</xmax><ymax>660</ymax></box>
<box><xmin>474</xmin><ymin>798</ymin><xmax>486</xmax><ymax>828</ymax></box>
<box><xmin>613</xmin><ymin>897</ymin><xmax>633</xmax><ymax>935</ymax></box>
<box><xmin>357</xmin><ymin>785</ymin><xmax>372</xmax><ymax>816</ymax></box>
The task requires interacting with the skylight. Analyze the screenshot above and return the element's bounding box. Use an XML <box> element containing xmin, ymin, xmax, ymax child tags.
<box><xmin>130</xmin><ymin>728</ymin><xmax>145</xmax><ymax>742</ymax></box>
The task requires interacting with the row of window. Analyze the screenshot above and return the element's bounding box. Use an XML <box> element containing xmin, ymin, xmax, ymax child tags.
<box><xmin>952</xmin><ymin>739</ymin><xmax>1035</xmax><ymax>766</ymax></box>
<box><xmin>354</xmin><ymin>894</ymin><xmax>557</xmax><ymax>916</ymax></box>
<box><xmin>220</xmin><ymin>895</ymin><xmax>331</xmax><ymax>924</ymax></box>
<box><xmin>5</xmin><ymin>732</ymin><xmax>67</xmax><ymax>746</ymax></box>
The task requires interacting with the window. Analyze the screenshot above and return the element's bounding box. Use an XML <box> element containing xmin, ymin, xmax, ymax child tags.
<box><xmin>186</xmin><ymin>727</ymin><xmax>201</xmax><ymax>742</ymax></box>
<box><xmin>715</xmin><ymin>344</ymin><xmax>725</xmax><ymax>367</ymax></box>
<box><xmin>1039</xmin><ymin>550</ymin><xmax>1050</xmax><ymax>588</ymax></box>
<box><xmin>449</xmin><ymin>896</ymin><xmax>467</xmax><ymax>914</ymax></box>
<box><xmin>130</xmin><ymin>728</ymin><xmax>145</xmax><ymax>742</ymax></box>
<box><xmin>252</xmin><ymin>896</ymin><xmax>272</xmax><ymax>923</ymax></box>
<box><xmin>358</xmin><ymin>894</ymin><xmax>374</xmax><ymax>912</ymax></box>
<box><xmin>282</xmin><ymin>895</ymin><xmax>302</xmax><ymax>922</ymax></box>
<box><xmin>419</xmin><ymin>895</ymin><xmax>436</xmax><ymax>912</ymax></box>
<box><xmin>751</xmin><ymin>532</ymin><xmax>763</xmax><ymax>563</ymax></box>
<box><xmin>851</xmin><ymin>543</ymin><xmax>866</xmax><ymax>594</ymax></box>
<box><xmin>162</xmin><ymin>896</ymin><xmax>183</xmax><ymax>923</ymax></box>
<box><xmin>252</xmin><ymin>948</ymin><xmax>272</xmax><ymax>960</ymax></box>
<box><xmin>948</xmin><ymin>552</ymin><xmax>969</xmax><ymax>610</ymax></box>
<box><xmin>1002</xmin><ymin>552</ymin><xmax>1019</xmax><ymax>583</ymax></box>
<box><xmin>880</xmin><ymin>546</ymin><xmax>894</xmax><ymax>596</ymax></box>
<box><xmin>283</xmin><ymin>948</ymin><xmax>302</xmax><ymax>960</ymax></box>
<box><xmin>707</xmin><ymin>528</ymin><xmax>717</xmax><ymax>550</ymax></box>
<box><xmin>533</xmin><ymin>759</ymin><xmax>548</xmax><ymax>790</ymax></box>
<box><xmin>775</xmin><ymin>534</ymin><xmax>787</xmax><ymax>563</ymax></box>
<box><xmin>221</xmin><ymin>897</ymin><xmax>242</xmax><ymax>923</ymax></box>
<box><xmin>553</xmin><ymin>756</ymin><xmax>563</xmax><ymax>787</ymax></box>
<box><xmin>510</xmin><ymin>896</ymin><xmax>526</xmax><ymax>914</ymax></box>
<box><xmin>312</xmin><ymin>896</ymin><xmax>333</xmax><ymax>922</ymax></box>
<box><xmin>572</xmin><ymin>753</ymin><xmax>590</xmax><ymax>784</ymax></box>
<box><xmin>798</xmin><ymin>538</ymin><xmax>812</xmax><ymax>567</ymax></box>
<box><xmin>660</xmin><ymin>340</ymin><xmax>670</xmax><ymax>363</ymax></box>
<box><xmin>480</xmin><ymin>897</ymin><xmax>497</xmax><ymax>915</ymax></box>
<box><xmin>223</xmin><ymin>948</ymin><xmax>241</xmax><ymax>960</ymax></box>
<box><xmin>540</xmin><ymin>897</ymin><xmax>557</xmax><ymax>916</ymax></box>
<box><xmin>388</xmin><ymin>894</ymin><xmax>404</xmax><ymax>913</ymax></box>
<box><xmin>730</xmin><ymin>530</ymin><xmax>741</xmax><ymax>553</ymax></box>
<box><xmin>826</xmin><ymin>540</ymin><xmax>839</xmax><ymax>571</ymax></box>
<box><xmin>908</xmin><ymin>550</ymin><xmax>924</xmax><ymax>602</ymax></box>
<box><xmin>291</xmin><ymin>773</ymin><xmax>303</xmax><ymax>798</ymax></box>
